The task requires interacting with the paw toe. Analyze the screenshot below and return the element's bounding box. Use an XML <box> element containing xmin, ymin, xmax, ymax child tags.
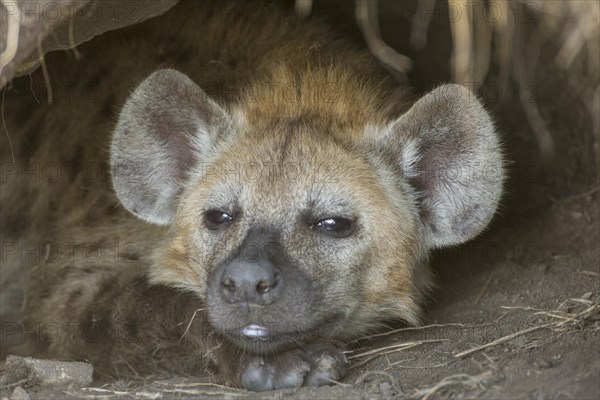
<box><xmin>272</xmin><ymin>357</ymin><xmax>309</xmax><ymax>389</ymax></box>
<box><xmin>241</xmin><ymin>357</ymin><xmax>274</xmax><ymax>391</ymax></box>
<box><xmin>305</xmin><ymin>351</ymin><xmax>345</xmax><ymax>386</ymax></box>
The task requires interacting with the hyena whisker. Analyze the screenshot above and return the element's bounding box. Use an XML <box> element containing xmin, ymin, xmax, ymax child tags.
<box><xmin>179</xmin><ymin>308</ymin><xmax>205</xmax><ymax>343</ymax></box>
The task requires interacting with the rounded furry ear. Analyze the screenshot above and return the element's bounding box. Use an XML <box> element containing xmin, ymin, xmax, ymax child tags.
<box><xmin>383</xmin><ymin>84</ymin><xmax>504</xmax><ymax>248</ymax></box>
<box><xmin>111</xmin><ymin>69</ymin><xmax>231</xmax><ymax>225</ymax></box>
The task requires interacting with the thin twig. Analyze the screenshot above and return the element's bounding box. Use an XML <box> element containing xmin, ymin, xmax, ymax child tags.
<box><xmin>357</xmin><ymin>314</ymin><xmax>507</xmax><ymax>341</ymax></box>
<box><xmin>349</xmin><ymin>339</ymin><xmax>447</xmax><ymax>360</ymax></box>
<box><xmin>474</xmin><ymin>271</ymin><xmax>494</xmax><ymax>304</ymax></box>
<box><xmin>1</xmin><ymin>86</ymin><xmax>15</xmax><ymax>163</ymax></box>
<box><xmin>355</xmin><ymin>0</ymin><xmax>412</xmax><ymax>74</ymax></box>
<box><xmin>0</xmin><ymin>0</ymin><xmax>20</xmax><ymax>73</ymax></box>
<box><xmin>295</xmin><ymin>0</ymin><xmax>313</xmax><ymax>19</ymax></box>
<box><xmin>453</xmin><ymin>323</ymin><xmax>555</xmax><ymax>358</ymax></box>
<box><xmin>36</xmin><ymin>35</ymin><xmax>53</xmax><ymax>104</ymax></box>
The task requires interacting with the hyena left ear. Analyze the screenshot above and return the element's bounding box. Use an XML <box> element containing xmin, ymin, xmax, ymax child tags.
<box><xmin>111</xmin><ymin>69</ymin><xmax>231</xmax><ymax>225</ymax></box>
<box><xmin>381</xmin><ymin>84</ymin><xmax>503</xmax><ymax>248</ymax></box>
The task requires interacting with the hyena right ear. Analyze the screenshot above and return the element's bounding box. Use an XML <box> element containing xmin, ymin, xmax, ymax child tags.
<box><xmin>111</xmin><ymin>69</ymin><xmax>231</xmax><ymax>225</ymax></box>
<box><xmin>378</xmin><ymin>84</ymin><xmax>504</xmax><ymax>249</ymax></box>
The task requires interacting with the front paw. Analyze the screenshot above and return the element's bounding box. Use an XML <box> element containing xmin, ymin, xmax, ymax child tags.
<box><xmin>241</xmin><ymin>343</ymin><xmax>346</xmax><ymax>391</ymax></box>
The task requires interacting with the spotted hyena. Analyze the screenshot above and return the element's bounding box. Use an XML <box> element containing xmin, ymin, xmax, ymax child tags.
<box><xmin>0</xmin><ymin>1</ymin><xmax>503</xmax><ymax>390</ymax></box>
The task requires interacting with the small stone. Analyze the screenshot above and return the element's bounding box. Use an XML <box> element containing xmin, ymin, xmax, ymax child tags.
<box><xmin>581</xmin><ymin>292</ymin><xmax>592</xmax><ymax>300</ymax></box>
<box><xmin>9</xmin><ymin>387</ymin><xmax>30</xmax><ymax>400</ymax></box>
<box><xmin>4</xmin><ymin>356</ymin><xmax>93</xmax><ymax>389</ymax></box>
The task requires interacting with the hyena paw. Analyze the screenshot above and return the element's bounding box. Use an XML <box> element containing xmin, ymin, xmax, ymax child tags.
<box><xmin>303</xmin><ymin>343</ymin><xmax>347</xmax><ymax>386</ymax></box>
<box><xmin>241</xmin><ymin>343</ymin><xmax>346</xmax><ymax>391</ymax></box>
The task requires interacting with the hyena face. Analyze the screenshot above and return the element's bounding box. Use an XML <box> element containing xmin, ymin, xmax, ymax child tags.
<box><xmin>179</xmin><ymin>132</ymin><xmax>422</xmax><ymax>353</ymax></box>
<box><xmin>111</xmin><ymin>69</ymin><xmax>502</xmax><ymax>357</ymax></box>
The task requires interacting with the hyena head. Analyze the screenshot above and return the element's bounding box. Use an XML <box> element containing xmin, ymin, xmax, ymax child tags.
<box><xmin>111</xmin><ymin>69</ymin><xmax>503</xmax><ymax>353</ymax></box>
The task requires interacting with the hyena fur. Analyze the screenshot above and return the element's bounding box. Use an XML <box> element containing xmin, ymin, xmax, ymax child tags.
<box><xmin>0</xmin><ymin>1</ymin><xmax>503</xmax><ymax>390</ymax></box>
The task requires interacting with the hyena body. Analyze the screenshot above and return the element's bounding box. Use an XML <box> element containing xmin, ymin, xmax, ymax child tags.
<box><xmin>0</xmin><ymin>1</ymin><xmax>503</xmax><ymax>390</ymax></box>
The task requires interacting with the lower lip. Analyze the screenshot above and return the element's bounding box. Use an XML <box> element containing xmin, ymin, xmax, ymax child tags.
<box><xmin>219</xmin><ymin>313</ymin><xmax>344</xmax><ymax>348</ymax></box>
<box><xmin>233</xmin><ymin>314</ymin><xmax>343</xmax><ymax>343</ymax></box>
<box><xmin>240</xmin><ymin>324</ymin><xmax>271</xmax><ymax>340</ymax></box>
<box><xmin>231</xmin><ymin>325</ymin><xmax>300</xmax><ymax>346</ymax></box>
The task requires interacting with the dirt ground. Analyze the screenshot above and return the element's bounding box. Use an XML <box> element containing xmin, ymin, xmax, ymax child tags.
<box><xmin>1</xmin><ymin>1</ymin><xmax>598</xmax><ymax>399</ymax></box>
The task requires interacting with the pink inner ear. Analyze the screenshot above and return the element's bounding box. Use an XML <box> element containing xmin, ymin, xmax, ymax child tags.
<box><xmin>110</xmin><ymin>69</ymin><xmax>229</xmax><ymax>224</ymax></box>
<box><xmin>162</xmin><ymin>125</ymin><xmax>199</xmax><ymax>181</ymax></box>
<box><xmin>393</xmin><ymin>84</ymin><xmax>503</xmax><ymax>248</ymax></box>
<box><xmin>410</xmin><ymin>141</ymin><xmax>455</xmax><ymax>198</ymax></box>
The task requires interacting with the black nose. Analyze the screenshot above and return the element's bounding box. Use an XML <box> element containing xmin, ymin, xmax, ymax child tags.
<box><xmin>219</xmin><ymin>259</ymin><xmax>283</xmax><ymax>305</ymax></box>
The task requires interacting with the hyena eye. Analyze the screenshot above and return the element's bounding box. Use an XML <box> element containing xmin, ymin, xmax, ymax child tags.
<box><xmin>204</xmin><ymin>210</ymin><xmax>233</xmax><ymax>230</ymax></box>
<box><xmin>315</xmin><ymin>217</ymin><xmax>355</xmax><ymax>238</ymax></box>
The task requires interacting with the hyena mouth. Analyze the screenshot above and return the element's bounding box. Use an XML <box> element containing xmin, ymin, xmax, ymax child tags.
<box><xmin>222</xmin><ymin>314</ymin><xmax>344</xmax><ymax>353</ymax></box>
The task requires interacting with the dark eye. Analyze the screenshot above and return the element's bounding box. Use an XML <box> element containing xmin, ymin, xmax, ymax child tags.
<box><xmin>315</xmin><ymin>217</ymin><xmax>355</xmax><ymax>238</ymax></box>
<box><xmin>204</xmin><ymin>210</ymin><xmax>233</xmax><ymax>230</ymax></box>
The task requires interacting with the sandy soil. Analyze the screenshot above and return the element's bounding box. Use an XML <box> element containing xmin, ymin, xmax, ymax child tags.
<box><xmin>1</xmin><ymin>1</ymin><xmax>598</xmax><ymax>399</ymax></box>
